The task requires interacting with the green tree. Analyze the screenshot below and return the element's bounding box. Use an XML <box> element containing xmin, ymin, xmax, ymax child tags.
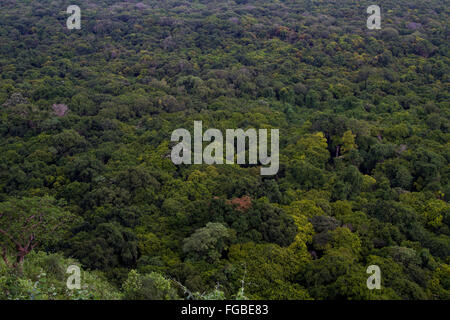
<box><xmin>0</xmin><ymin>196</ymin><xmax>76</xmax><ymax>271</ymax></box>
<box><xmin>122</xmin><ymin>270</ymin><xmax>179</xmax><ymax>300</ymax></box>
<box><xmin>183</xmin><ymin>223</ymin><xmax>235</xmax><ymax>262</ymax></box>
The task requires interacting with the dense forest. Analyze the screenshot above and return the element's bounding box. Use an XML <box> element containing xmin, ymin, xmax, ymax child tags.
<box><xmin>0</xmin><ymin>0</ymin><xmax>449</xmax><ymax>300</ymax></box>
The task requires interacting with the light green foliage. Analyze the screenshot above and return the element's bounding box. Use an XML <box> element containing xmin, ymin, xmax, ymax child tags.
<box><xmin>122</xmin><ymin>270</ymin><xmax>179</xmax><ymax>300</ymax></box>
<box><xmin>341</xmin><ymin>130</ymin><xmax>357</xmax><ymax>155</ymax></box>
<box><xmin>229</xmin><ymin>243</ymin><xmax>311</xmax><ymax>299</ymax></box>
<box><xmin>0</xmin><ymin>251</ymin><xmax>120</xmax><ymax>300</ymax></box>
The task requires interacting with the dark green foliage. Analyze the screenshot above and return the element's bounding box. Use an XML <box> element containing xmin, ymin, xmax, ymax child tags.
<box><xmin>0</xmin><ymin>0</ymin><xmax>448</xmax><ymax>300</ymax></box>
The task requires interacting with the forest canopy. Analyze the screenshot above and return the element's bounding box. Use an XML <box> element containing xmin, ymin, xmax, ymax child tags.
<box><xmin>0</xmin><ymin>0</ymin><xmax>449</xmax><ymax>300</ymax></box>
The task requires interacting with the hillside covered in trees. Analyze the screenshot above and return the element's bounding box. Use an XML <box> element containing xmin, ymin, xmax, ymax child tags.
<box><xmin>0</xmin><ymin>0</ymin><xmax>449</xmax><ymax>300</ymax></box>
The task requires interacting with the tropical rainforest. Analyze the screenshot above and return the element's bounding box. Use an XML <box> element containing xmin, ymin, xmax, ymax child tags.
<box><xmin>0</xmin><ymin>0</ymin><xmax>449</xmax><ymax>300</ymax></box>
